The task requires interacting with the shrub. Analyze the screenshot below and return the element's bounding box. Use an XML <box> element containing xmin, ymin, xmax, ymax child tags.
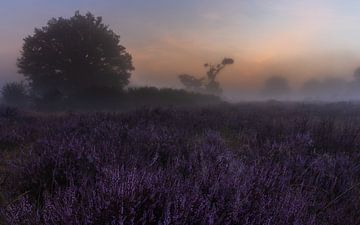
<box><xmin>2</xmin><ymin>103</ymin><xmax>360</xmax><ymax>224</ymax></box>
<box><xmin>1</xmin><ymin>82</ymin><xmax>29</xmax><ymax>107</ymax></box>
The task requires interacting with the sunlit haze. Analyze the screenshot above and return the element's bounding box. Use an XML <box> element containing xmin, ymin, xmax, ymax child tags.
<box><xmin>2</xmin><ymin>0</ymin><xmax>360</xmax><ymax>98</ymax></box>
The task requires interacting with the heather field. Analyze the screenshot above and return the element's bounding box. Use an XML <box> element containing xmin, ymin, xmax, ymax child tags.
<box><xmin>1</xmin><ymin>102</ymin><xmax>360</xmax><ymax>225</ymax></box>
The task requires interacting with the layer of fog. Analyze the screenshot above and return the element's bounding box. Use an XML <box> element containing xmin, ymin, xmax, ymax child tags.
<box><xmin>224</xmin><ymin>73</ymin><xmax>360</xmax><ymax>102</ymax></box>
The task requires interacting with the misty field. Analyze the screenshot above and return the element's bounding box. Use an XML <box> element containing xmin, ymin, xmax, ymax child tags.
<box><xmin>0</xmin><ymin>102</ymin><xmax>360</xmax><ymax>225</ymax></box>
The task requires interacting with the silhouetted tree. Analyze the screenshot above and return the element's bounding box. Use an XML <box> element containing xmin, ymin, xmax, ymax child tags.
<box><xmin>1</xmin><ymin>82</ymin><xmax>29</xmax><ymax>107</ymax></box>
<box><xmin>262</xmin><ymin>75</ymin><xmax>290</xmax><ymax>97</ymax></box>
<box><xmin>349</xmin><ymin>68</ymin><xmax>360</xmax><ymax>96</ymax></box>
<box><xmin>178</xmin><ymin>57</ymin><xmax>234</xmax><ymax>95</ymax></box>
<box><xmin>204</xmin><ymin>58</ymin><xmax>234</xmax><ymax>94</ymax></box>
<box><xmin>17</xmin><ymin>11</ymin><xmax>134</xmax><ymax>98</ymax></box>
<box><xmin>206</xmin><ymin>80</ymin><xmax>222</xmax><ymax>95</ymax></box>
<box><xmin>178</xmin><ymin>74</ymin><xmax>204</xmax><ymax>92</ymax></box>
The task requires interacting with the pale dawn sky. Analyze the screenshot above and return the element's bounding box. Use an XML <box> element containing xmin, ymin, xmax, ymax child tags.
<box><xmin>2</xmin><ymin>0</ymin><xmax>360</xmax><ymax>94</ymax></box>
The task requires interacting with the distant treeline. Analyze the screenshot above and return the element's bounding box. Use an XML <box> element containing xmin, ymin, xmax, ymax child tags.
<box><xmin>57</xmin><ymin>87</ymin><xmax>222</xmax><ymax>111</ymax></box>
<box><xmin>259</xmin><ymin>74</ymin><xmax>360</xmax><ymax>101</ymax></box>
<box><xmin>0</xmin><ymin>85</ymin><xmax>221</xmax><ymax>111</ymax></box>
<box><xmin>5</xmin><ymin>10</ymin><xmax>360</xmax><ymax>109</ymax></box>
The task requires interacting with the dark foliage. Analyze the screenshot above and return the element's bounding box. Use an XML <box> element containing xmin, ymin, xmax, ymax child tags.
<box><xmin>1</xmin><ymin>103</ymin><xmax>360</xmax><ymax>224</ymax></box>
<box><xmin>33</xmin><ymin>89</ymin><xmax>65</xmax><ymax>111</ymax></box>
<box><xmin>1</xmin><ymin>85</ymin><xmax>220</xmax><ymax>112</ymax></box>
<box><xmin>178</xmin><ymin>74</ymin><xmax>204</xmax><ymax>92</ymax></box>
<box><xmin>66</xmin><ymin>86</ymin><xmax>125</xmax><ymax>110</ymax></box>
<box><xmin>1</xmin><ymin>82</ymin><xmax>29</xmax><ymax>107</ymax></box>
<box><xmin>123</xmin><ymin>87</ymin><xmax>221</xmax><ymax>109</ymax></box>
<box><xmin>38</xmin><ymin>87</ymin><xmax>221</xmax><ymax>111</ymax></box>
<box><xmin>17</xmin><ymin>11</ymin><xmax>134</xmax><ymax>97</ymax></box>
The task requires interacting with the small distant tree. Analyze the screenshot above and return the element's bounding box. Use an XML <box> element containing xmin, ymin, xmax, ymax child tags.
<box><xmin>1</xmin><ymin>82</ymin><xmax>29</xmax><ymax>107</ymax></box>
<box><xmin>178</xmin><ymin>57</ymin><xmax>234</xmax><ymax>95</ymax></box>
<box><xmin>206</xmin><ymin>80</ymin><xmax>222</xmax><ymax>95</ymax></box>
<box><xmin>178</xmin><ymin>74</ymin><xmax>204</xmax><ymax>92</ymax></box>
<box><xmin>354</xmin><ymin>67</ymin><xmax>360</xmax><ymax>82</ymax></box>
<box><xmin>301</xmin><ymin>79</ymin><xmax>323</xmax><ymax>99</ymax></box>
<box><xmin>17</xmin><ymin>11</ymin><xmax>134</xmax><ymax>97</ymax></box>
<box><xmin>204</xmin><ymin>58</ymin><xmax>234</xmax><ymax>94</ymax></box>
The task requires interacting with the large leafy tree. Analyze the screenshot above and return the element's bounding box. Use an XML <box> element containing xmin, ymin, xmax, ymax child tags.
<box><xmin>17</xmin><ymin>11</ymin><xmax>134</xmax><ymax>96</ymax></box>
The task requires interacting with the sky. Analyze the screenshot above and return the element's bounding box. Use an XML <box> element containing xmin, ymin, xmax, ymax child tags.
<box><xmin>2</xmin><ymin>0</ymin><xmax>360</xmax><ymax>96</ymax></box>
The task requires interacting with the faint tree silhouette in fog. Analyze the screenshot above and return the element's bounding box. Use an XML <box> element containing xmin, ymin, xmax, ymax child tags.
<box><xmin>262</xmin><ymin>75</ymin><xmax>290</xmax><ymax>98</ymax></box>
<box><xmin>302</xmin><ymin>77</ymin><xmax>349</xmax><ymax>100</ymax></box>
<box><xmin>204</xmin><ymin>58</ymin><xmax>234</xmax><ymax>94</ymax></box>
<box><xmin>1</xmin><ymin>82</ymin><xmax>28</xmax><ymax>107</ymax></box>
<box><xmin>322</xmin><ymin>77</ymin><xmax>347</xmax><ymax>91</ymax></box>
<box><xmin>321</xmin><ymin>77</ymin><xmax>348</xmax><ymax>99</ymax></box>
<box><xmin>349</xmin><ymin>67</ymin><xmax>360</xmax><ymax>97</ymax></box>
<box><xmin>354</xmin><ymin>67</ymin><xmax>360</xmax><ymax>82</ymax></box>
<box><xmin>17</xmin><ymin>11</ymin><xmax>134</xmax><ymax>98</ymax></box>
<box><xmin>206</xmin><ymin>80</ymin><xmax>222</xmax><ymax>94</ymax></box>
<box><xmin>178</xmin><ymin>74</ymin><xmax>204</xmax><ymax>92</ymax></box>
<box><xmin>178</xmin><ymin>58</ymin><xmax>234</xmax><ymax>95</ymax></box>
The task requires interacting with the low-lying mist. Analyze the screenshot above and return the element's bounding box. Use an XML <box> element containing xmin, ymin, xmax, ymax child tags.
<box><xmin>224</xmin><ymin>73</ymin><xmax>360</xmax><ymax>102</ymax></box>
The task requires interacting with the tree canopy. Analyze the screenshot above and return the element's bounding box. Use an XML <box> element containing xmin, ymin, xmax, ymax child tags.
<box><xmin>17</xmin><ymin>11</ymin><xmax>134</xmax><ymax>96</ymax></box>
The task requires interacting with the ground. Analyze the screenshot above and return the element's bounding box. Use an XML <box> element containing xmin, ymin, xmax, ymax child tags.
<box><xmin>0</xmin><ymin>102</ymin><xmax>360</xmax><ymax>225</ymax></box>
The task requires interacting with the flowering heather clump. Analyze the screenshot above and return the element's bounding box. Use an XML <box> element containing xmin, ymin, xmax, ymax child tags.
<box><xmin>1</xmin><ymin>103</ymin><xmax>360</xmax><ymax>224</ymax></box>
